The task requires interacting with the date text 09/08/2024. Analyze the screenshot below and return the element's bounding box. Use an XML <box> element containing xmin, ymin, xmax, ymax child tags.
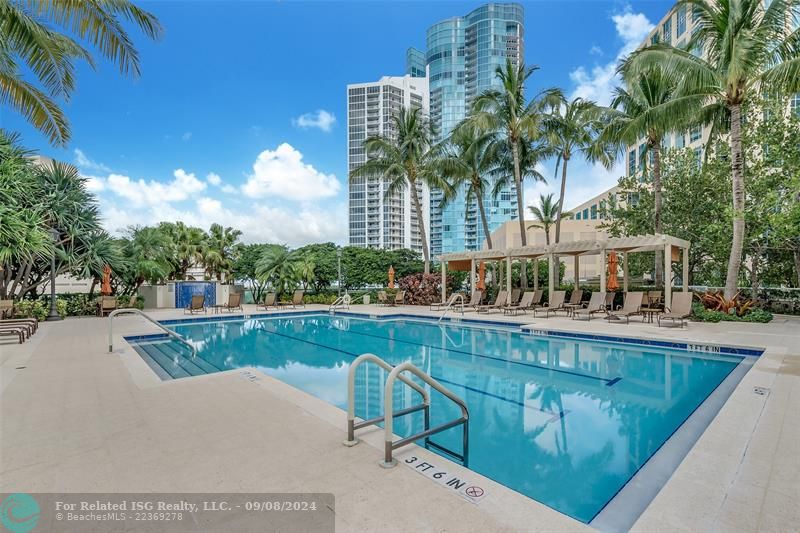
<box><xmin>54</xmin><ymin>500</ymin><xmax>318</xmax><ymax>512</ymax></box>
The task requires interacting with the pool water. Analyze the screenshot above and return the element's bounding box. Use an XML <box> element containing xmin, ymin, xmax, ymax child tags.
<box><xmin>129</xmin><ymin>313</ymin><xmax>745</xmax><ymax>523</ymax></box>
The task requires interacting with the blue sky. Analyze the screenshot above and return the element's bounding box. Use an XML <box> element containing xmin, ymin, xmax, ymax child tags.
<box><xmin>1</xmin><ymin>0</ymin><xmax>672</xmax><ymax>245</ymax></box>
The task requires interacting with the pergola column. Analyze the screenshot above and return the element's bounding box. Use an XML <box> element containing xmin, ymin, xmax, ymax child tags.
<box><xmin>623</xmin><ymin>252</ymin><xmax>629</xmax><ymax>293</ymax></box>
<box><xmin>470</xmin><ymin>258</ymin><xmax>476</xmax><ymax>293</ymax></box>
<box><xmin>600</xmin><ymin>248</ymin><xmax>607</xmax><ymax>295</ymax></box>
<box><xmin>682</xmin><ymin>246</ymin><xmax>689</xmax><ymax>292</ymax></box>
<box><xmin>441</xmin><ymin>260</ymin><xmax>447</xmax><ymax>303</ymax></box>
<box><xmin>573</xmin><ymin>255</ymin><xmax>580</xmax><ymax>285</ymax></box>
<box><xmin>506</xmin><ymin>256</ymin><xmax>512</xmax><ymax>304</ymax></box>
<box><xmin>664</xmin><ymin>244</ymin><xmax>672</xmax><ymax>310</ymax></box>
<box><xmin>533</xmin><ymin>258</ymin><xmax>539</xmax><ymax>291</ymax></box>
<box><xmin>547</xmin><ymin>253</ymin><xmax>555</xmax><ymax>303</ymax></box>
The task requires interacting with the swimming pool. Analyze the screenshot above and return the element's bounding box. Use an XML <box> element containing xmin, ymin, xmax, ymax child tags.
<box><xmin>127</xmin><ymin>312</ymin><xmax>754</xmax><ymax>523</ymax></box>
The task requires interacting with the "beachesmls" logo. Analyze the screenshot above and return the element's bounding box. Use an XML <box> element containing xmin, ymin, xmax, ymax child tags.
<box><xmin>0</xmin><ymin>493</ymin><xmax>40</xmax><ymax>533</ymax></box>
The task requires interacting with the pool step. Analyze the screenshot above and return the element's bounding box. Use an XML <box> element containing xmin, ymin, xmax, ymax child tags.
<box><xmin>134</xmin><ymin>339</ymin><xmax>212</xmax><ymax>379</ymax></box>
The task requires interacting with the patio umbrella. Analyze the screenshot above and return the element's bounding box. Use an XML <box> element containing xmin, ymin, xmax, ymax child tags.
<box><xmin>607</xmin><ymin>251</ymin><xmax>619</xmax><ymax>291</ymax></box>
<box><xmin>101</xmin><ymin>264</ymin><xmax>112</xmax><ymax>295</ymax></box>
<box><xmin>477</xmin><ymin>262</ymin><xmax>486</xmax><ymax>290</ymax></box>
<box><xmin>388</xmin><ymin>265</ymin><xmax>395</xmax><ymax>289</ymax></box>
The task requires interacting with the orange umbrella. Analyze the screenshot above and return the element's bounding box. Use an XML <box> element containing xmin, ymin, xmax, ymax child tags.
<box><xmin>101</xmin><ymin>264</ymin><xmax>112</xmax><ymax>295</ymax></box>
<box><xmin>607</xmin><ymin>251</ymin><xmax>619</xmax><ymax>291</ymax></box>
<box><xmin>477</xmin><ymin>262</ymin><xmax>486</xmax><ymax>290</ymax></box>
<box><xmin>388</xmin><ymin>265</ymin><xmax>395</xmax><ymax>289</ymax></box>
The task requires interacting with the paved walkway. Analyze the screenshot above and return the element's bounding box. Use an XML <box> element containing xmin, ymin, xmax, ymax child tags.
<box><xmin>1</xmin><ymin>304</ymin><xmax>798</xmax><ymax>532</ymax></box>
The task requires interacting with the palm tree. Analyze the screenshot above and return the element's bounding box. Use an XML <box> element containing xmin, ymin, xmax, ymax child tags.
<box><xmin>122</xmin><ymin>226</ymin><xmax>172</xmax><ymax>293</ymax></box>
<box><xmin>255</xmin><ymin>245</ymin><xmax>298</xmax><ymax>297</ymax></box>
<box><xmin>350</xmin><ymin>107</ymin><xmax>453</xmax><ymax>274</ymax></box>
<box><xmin>603</xmin><ymin>67</ymin><xmax>698</xmax><ymax>286</ymax></box>
<box><xmin>542</xmin><ymin>91</ymin><xmax>615</xmax><ymax>243</ymax></box>
<box><xmin>527</xmin><ymin>193</ymin><xmax>571</xmax><ymax>245</ymax></box>
<box><xmin>622</xmin><ymin>0</ymin><xmax>800</xmax><ymax>298</ymax></box>
<box><xmin>470</xmin><ymin>59</ymin><xmax>544</xmax><ymax>249</ymax></box>
<box><xmin>438</xmin><ymin>122</ymin><xmax>500</xmax><ymax>249</ymax></box>
<box><xmin>203</xmin><ymin>223</ymin><xmax>242</xmax><ymax>281</ymax></box>
<box><xmin>0</xmin><ymin>0</ymin><xmax>162</xmax><ymax>145</ymax></box>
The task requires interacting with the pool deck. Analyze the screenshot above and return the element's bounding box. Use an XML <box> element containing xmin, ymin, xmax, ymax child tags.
<box><xmin>1</xmin><ymin>304</ymin><xmax>798</xmax><ymax>532</ymax></box>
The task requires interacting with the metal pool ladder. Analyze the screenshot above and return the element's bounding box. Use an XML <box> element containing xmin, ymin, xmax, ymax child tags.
<box><xmin>107</xmin><ymin>308</ymin><xmax>197</xmax><ymax>357</ymax></box>
<box><xmin>438</xmin><ymin>293</ymin><xmax>465</xmax><ymax>323</ymax></box>
<box><xmin>343</xmin><ymin>353</ymin><xmax>469</xmax><ymax>468</ymax></box>
<box><xmin>329</xmin><ymin>293</ymin><xmax>351</xmax><ymax>315</ymax></box>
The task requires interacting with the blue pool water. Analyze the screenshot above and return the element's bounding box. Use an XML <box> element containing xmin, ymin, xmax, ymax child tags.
<box><xmin>128</xmin><ymin>313</ymin><xmax>746</xmax><ymax>523</ymax></box>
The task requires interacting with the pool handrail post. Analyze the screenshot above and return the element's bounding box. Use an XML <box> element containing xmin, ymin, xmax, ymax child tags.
<box><xmin>108</xmin><ymin>308</ymin><xmax>197</xmax><ymax>358</ymax></box>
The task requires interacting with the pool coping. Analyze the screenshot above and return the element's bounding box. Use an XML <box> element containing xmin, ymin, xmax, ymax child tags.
<box><xmin>117</xmin><ymin>308</ymin><xmax>767</xmax><ymax>530</ymax></box>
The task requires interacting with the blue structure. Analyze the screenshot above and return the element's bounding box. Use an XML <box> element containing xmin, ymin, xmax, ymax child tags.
<box><xmin>420</xmin><ymin>3</ymin><xmax>525</xmax><ymax>255</ymax></box>
<box><xmin>174</xmin><ymin>281</ymin><xmax>216</xmax><ymax>309</ymax></box>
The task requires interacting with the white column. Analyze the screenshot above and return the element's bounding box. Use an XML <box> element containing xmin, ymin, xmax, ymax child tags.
<box><xmin>600</xmin><ymin>249</ymin><xmax>607</xmax><ymax>296</ymax></box>
<box><xmin>664</xmin><ymin>244</ymin><xmax>672</xmax><ymax>310</ymax></box>
<box><xmin>547</xmin><ymin>254</ymin><xmax>555</xmax><ymax>303</ymax></box>
<box><xmin>623</xmin><ymin>252</ymin><xmax>629</xmax><ymax>293</ymax></box>
<box><xmin>682</xmin><ymin>247</ymin><xmax>689</xmax><ymax>292</ymax></box>
<box><xmin>506</xmin><ymin>256</ymin><xmax>512</xmax><ymax>304</ymax></box>
<box><xmin>470</xmin><ymin>258</ymin><xmax>476</xmax><ymax>292</ymax></box>
<box><xmin>533</xmin><ymin>258</ymin><xmax>538</xmax><ymax>291</ymax></box>
<box><xmin>441</xmin><ymin>260</ymin><xmax>447</xmax><ymax>303</ymax></box>
<box><xmin>573</xmin><ymin>255</ymin><xmax>580</xmax><ymax>285</ymax></box>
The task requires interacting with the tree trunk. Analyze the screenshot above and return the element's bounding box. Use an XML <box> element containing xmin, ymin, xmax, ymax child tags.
<box><xmin>511</xmin><ymin>140</ymin><xmax>526</xmax><ymax>247</ymax></box>
<box><xmin>725</xmin><ymin>104</ymin><xmax>746</xmax><ymax>299</ymax></box>
<box><xmin>793</xmin><ymin>246</ymin><xmax>800</xmax><ymax>287</ymax></box>
<box><xmin>476</xmin><ymin>190</ymin><xmax>493</xmax><ymax>250</ymax></box>
<box><xmin>555</xmin><ymin>155</ymin><xmax>569</xmax><ymax>243</ymax></box>
<box><xmin>652</xmin><ymin>139</ymin><xmax>663</xmax><ymax>287</ymax></box>
<box><xmin>410</xmin><ymin>181</ymin><xmax>430</xmax><ymax>274</ymax></box>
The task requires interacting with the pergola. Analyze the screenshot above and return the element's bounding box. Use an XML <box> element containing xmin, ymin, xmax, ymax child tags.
<box><xmin>439</xmin><ymin>233</ymin><xmax>691</xmax><ymax>310</ymax></box>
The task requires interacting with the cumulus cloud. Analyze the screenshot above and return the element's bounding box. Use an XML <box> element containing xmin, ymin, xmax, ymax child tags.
<box><xmin>74</xmin><ymin>148</ymin><xmax>110</xmax><ymax>173</ymax></box>
<box><xmin>569</xmin><ymin>9</ymin><xmax>654</xmax><ymax>105</ymax></box>
<box><xmin>292</xmin><ymin>110</ymin><xmax>336</xmax><ymax>132</ymax></box>
<box><xmin>206</xmin><ymin>172</ymin><xmax>222</xmax><ymax>186</ymax></box>
<box><xmin>242</xmin><ymin>143</ymin><xmax>340</xmax><ymax>200</ymax></box>
<box><xmin>91</xmin><ymin>168</ymin><xmax>207</xmax><ymax>208</ymax></box>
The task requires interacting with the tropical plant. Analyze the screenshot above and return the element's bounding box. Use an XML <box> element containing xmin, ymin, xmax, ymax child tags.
<box><xmin>621</xmin><ymin>0</ymin><xmax>800</xmax><ymax>298</ymax></box>
<box><xmin>542</xmin><ymin>91</ymin><xmax>615</xmax><ymax>243</ymax></box>
<box><xmin>527</xmin><ymin>193</ymin><xmax>571</xmax><ymax>245</ymax></box>
<box><xmin>203</xmin><ymin>223</ymin><xmax>242</xmax><ymax>281</ymax></box>
<box><xmin>469</xmin><ymin>59</ymin><xmax>545</xmax><ymax>249</ymax></box>
<box><xmin>438</xmin><ymin>121</ymin><xmax>500</xmax><ymax>249</ymax></box>
<box><xmin>293</xmin><ymin>256</ymin><xmax>316</xmax><ymax>291</ymax></box>
<box><xmin>0</xmin><ymin>0</ymin><xmax>162</xmax><ymax>145</ymax></box>
<box><xmin>117</xmin><ymin>225</ymin><xmax>172</xmax><ymax>294</ymax></box>
<box><xmin>350</xmin><ymin>107</ymin><xmax>453</xmax><ymax>273</ymax></box>
<box><xmin>158</xmin><ymin>222</ymin><xmax>206</xmax><ymax>280</ymax></box>
<box><xmin>255</xmin><ymin>245</ymin><xmax>299</xmax><ymax>296</ymax></box>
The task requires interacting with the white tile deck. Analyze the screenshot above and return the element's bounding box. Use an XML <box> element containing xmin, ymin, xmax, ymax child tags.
<box><xmin>1</xmin><ymin>303</ymin><xmax>798</xmax><ymax>532</ymax></box>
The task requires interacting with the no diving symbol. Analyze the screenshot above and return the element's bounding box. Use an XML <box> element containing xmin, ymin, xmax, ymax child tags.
<box><xmin>465</xmin><ymin>486</ymin><xmax>484</xmax><ymax>498</ymax></box>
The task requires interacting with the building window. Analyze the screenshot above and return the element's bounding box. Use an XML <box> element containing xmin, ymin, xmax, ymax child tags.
<box><xmin>638</xmin><ymin>143</ymin><xmax>647</xmax><ymax>170</ymax></box>
<box><xmin>628</xmin><ymin>149</ymin><xmax>636</xmax><ymax>175</ymax></box>
<box><xmin>583</xmin><ymin>208</ymin><xmax>589</xmax><ymax>219</ymax></box>
<box><xmin>662</xmin><ymin>19</ymin><xmax>672</xmax><ymax>44</ymax></box>
<box><xmin>675</xmin><ymin>131</ymin><xmax>685</xmax><ymax>148</ymax></box>
<box><xmin>792</xmin><ymin>93</ymin><xmax>800</xmax><ymax>116</ymax></box>
<box><xmin>677</xmin><ymin>6</ymin><xmax>686</xmax><ymax>36</ymax></box>
<box><xmin>575</xmin><ymin>212</ymin><xmax>581</xmax><ymax>220</ymax></box>
<box><xmin>650</xmin><ymin>33</ymin><xmax>659</xmax><ymax>45</ymax></box>
<box><xmin>590</xmin><ymin>205</ymin><xmax>597</xmax><ymax>220</ymax></box>
<box><xmin>690</xmin><ymin>125</ymin><xmax>702</xmax><ymax>143</ymax></box>
<box><xmin>694</xmin><ymin>147</ymin><xmax>703</xmax><ymax>168</ymax></box>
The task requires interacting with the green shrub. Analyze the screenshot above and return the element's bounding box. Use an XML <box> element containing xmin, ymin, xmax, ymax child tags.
<box><xmin>15</xmin><ymin>299</ymin><xmax>67</xmax><ymax>320</ymax></box>
<box><xmin>304</xmin><ymin>293</ymin><xmax>338</xmax><ymax>305</ymax></box>
<box><xmin>691</xmin><ymin>303</ymin><xmax>773</xmax><ymax>323</ymax></box>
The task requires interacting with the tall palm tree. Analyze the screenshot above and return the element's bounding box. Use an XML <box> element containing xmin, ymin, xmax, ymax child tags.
<box><xmin>0</xmin><ymin>0</ymin><xmax>163</xmax><ymax>146</ymax></box>
<box><xmin>350</xmin><ymin>107</ymin><xmax>452</xmax><ymax>274</ymax></box>
<box><xmin>203</xmin><ymin>223</ymin><xmax>242</xmax><ymax>281</ymax></box>
<box><xmin>470</xmin><ymin>59</ymin><xmax>545</xmax><ymax>249</ymax></box>
<box><xmin>542</xmin><ymin>91</ymin><xmax>615</xmax><ymax>243</ymax></box>
<box><xmin>527</xmin><ymin>193</ymin><xmax>571</xmax><ymax>245</ymax></box>
<box><xmin>255</xmin><ymin>245</ymin><xmax>298</xmax><ymax>297</ymax></box>
<box><xmin>438</xmin><ymin>121</ymin><xmax>500</xmax><ymax>249</ymax></box>
<box><xmin>603</xmin><ymin>67</ymin><xmax>698</xmax><ymax>286</ymax></box>
<box><xmin>622</xmin><ymin>0</ymin><xmax>800</xmax><ymax>298</ymax></box>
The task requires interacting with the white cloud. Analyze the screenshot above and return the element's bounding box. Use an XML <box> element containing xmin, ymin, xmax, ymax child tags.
<box><xmin>292</xmin><ymin>110</ymin><xmax>336</xmax><ymax>132</ymax></box>
<box><xmin>181</xmin><ymin>131</ymin><xmax>192</xmax><ymax>141</ymax></box>
<box><xmin>220</xmin><ymin>184</ymin><xmax>237</xmax><ymax>194</ymax></box>
<box><xmin>242</xmin><ymin>143</ymin><xmax>340</xmax><ymax>201</ymax></box>
<box><xmin>74</xmin><ymin>148</ymin><xmax>110</xmax><ymax>173</ymax></box>
<box><xmin>569</xmin><ymin>9</ymin><xmax>654</xmax><ymax>106</ymax></box>
<box><xmin>206</xmin><ymin>172</ymin><xmax>222</xmax><ymax>186</ymax></box>
<box><xmin>93</xmin><ymin>168</ymin><xmax>207</xmax><ymax>208</ymax></box>
<box><xmin>525</xmin><ymin>162</ymin><xmax>621</xmax><ymax>212</ymax></box>
<box><xmin>589</xmin><ymin>45</ymin><xmax>603</xmax><ymax>56</ymax></box>
<box><xmin>83</xmin><ymin>175</ymin><xmax>106</xmax><ymax>192</ymax></box>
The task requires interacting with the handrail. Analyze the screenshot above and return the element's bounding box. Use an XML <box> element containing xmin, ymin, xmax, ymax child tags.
<box><xmin>383</xmin><ymin>362</ymin><xmax>469</xmax><ymax>468</ymax></box>
<box><xmin>344</xmin><ymin>354</ymin><xmax>429</xmax><ymax>446</ymax></box>
<box><xmin>438</xmin><ymin>293</ymin><xmax>465</xmax><ymax>323</ymax></box>
<box><xmin>329</xmin><ymin>293</ymin><xmax>351</xmax><ymax>314</ymax></box>
<box><xmin>108</xmin><ymin>308</ymin><xmax>197</xmax><ymax>357</ymax></box>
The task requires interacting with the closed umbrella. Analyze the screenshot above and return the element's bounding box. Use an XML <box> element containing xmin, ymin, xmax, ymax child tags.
<box><xmin>607</xmin><ymin>251</ymin><xmax>619</xmax><ymax>291</ymax></box>
<box><xmin>388</xmin><ymin>265</ymin><xmax>395</xmax><ymax>289</ymax></box>
<box><xmin>101</xmin><ymin>265</ymin><xmax>112</xmax><ymax>295</ymax></box>
<box><xmin>477</xmin><ymin>262</ymin><xmax>486</xmax><ymax>290</ymax></box>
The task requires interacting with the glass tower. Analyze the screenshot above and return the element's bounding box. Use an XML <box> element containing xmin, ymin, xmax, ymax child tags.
<box><xmin>424</xmin><ymin>3</ymin><xmax>524</xmax><ymax>256</ymax></box>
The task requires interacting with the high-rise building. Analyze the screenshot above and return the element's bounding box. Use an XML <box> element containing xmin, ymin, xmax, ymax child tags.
<box><xmin>423</xmin><ymin>3</ymin><xmax>525</xmax><ymax>256</ymax></box>
<box><xmin>347</xmin><ymin>76</ymin><xmax>430</xmax><ymax>251</ymax></box>
<box><xmin>405</xmin><ymin>47</ymin><xmax>426</xmax><ymax>78</ymax></box>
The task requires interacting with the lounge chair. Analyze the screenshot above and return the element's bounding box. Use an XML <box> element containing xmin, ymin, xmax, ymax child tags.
<box><xmin>222</xmin><ymin>292</ymin><xmax>243</xmax><ymax>312</ymax></box>
<box><xmin>510</xmin><ymin>288</ymin><xmax>522</xmax><ymax>306</ymax></box>
<box><xmin>534</xmin><ymin>291</ymin><xmax>568</xmax><ymax>318</ymax></box>
<box><xmin>572</xmin><ymin>292</ymin><xmax>607</xmax><ymax>321</ymax></box>
<box><xmin>606</xmin><ymin>292</ymin><xmax>643</xmax><ymax>324</ymax></box>
<box><xmin>0</xmin><ymin>323</ymin><xmax>33</xmax><ymax>340</ymax></box>
<box><xmin>476</xmin><ymin>290</ymin><xmax>508</xmax><ymax>314</ymax></box>
<box><xmin>647</xmin><ymin>290</ymin><xmax>663</xmax><ymax>309</ymax></box>
<box><xmin>279</xmin><ymin>290</ymin><xmax>306</xmax><ymax>309</ymax></box>
<box><xmin>563</xmin><ymin>289</ymin><xmax>584</xmax><ymax>316</ymax></box>
<box><xmin>604</xmin><ymin>292</ymin><xmax>616</xmax><ymax>311</ymax></box>
<box><xmin>97</xmin><ymin>296</ymin><xmax>118</xmax><ymax>317</ymax></box>
<box><xmin>430</xmin><ymin>293</ymin><xmax>462</xmax><ymax>311</ymax></box>
<box><xmin>0</xmin><ymin>299</ymin><xmax>14</xmax><ymax>319</ymax></box>
<box><xmin>0</xmin><ymin>328</ymin><xmax>24</xmax><ymax>343</ymax></box>
<box><xmin>184</xmin><ymin>294</ymin><xmax>206</xmax><ymax>314</ymax></box>
<box><xmin>658</xmin><ymin>292</ymin><xmax>694</xmax><ymax>328</ymax></box>
<box><xmin>376</xmin><ymin>291</ymin><xmax>389</xmax><ymax>306</ymax></box>
<box><xmin>503</xmin><ymin>291</ymin><xmax>536</xmax><ymax>315</ymax></box>
<box><xmin>258</xmin><ymin>292</ymin><xmax>278</xmax><ymax>310</ymax></box>
<box><xmin>392</xmin><ymin>290</ymin><xmax>405</xmax><ymax>306</ymax></box>
<box><xmin>463</xmin><ymin>290</ymin><xmax>484</xmax><ymax>312</ymax></box>
<box><xmin>529</xmin><ymin>289</ymin><xmax>544</xmax><ymax>309</ymax></box>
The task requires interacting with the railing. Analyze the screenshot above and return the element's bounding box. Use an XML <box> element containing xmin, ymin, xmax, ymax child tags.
<box><xmin>438</xmin><ymin>293</ymin><xmax>465</xmax><ymax>323</ymax></box>
<box><xmin>108</xmin><ymin>308</ymin><xmax>197</xmax><ymax>357</ymax></box>
<box><xmin>329</xmin><ymin>294</ymin><xmax>351</xmax><ymax>315</ymax></box>
<box><xmin>343</xmin><ymin>354</ymin><xmax>469</xmax><ymax>468</ymax></box>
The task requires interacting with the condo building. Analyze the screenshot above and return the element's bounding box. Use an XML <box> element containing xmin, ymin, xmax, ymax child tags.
<box><xmin>347</xmin><ymin>76</ymin><xmax>430</xmax><ymax>251</ymax></box>
<box><xmin>419</xmin><ymin>3</ymin><xmax>525</xmax><ymax>256</ymax></box>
